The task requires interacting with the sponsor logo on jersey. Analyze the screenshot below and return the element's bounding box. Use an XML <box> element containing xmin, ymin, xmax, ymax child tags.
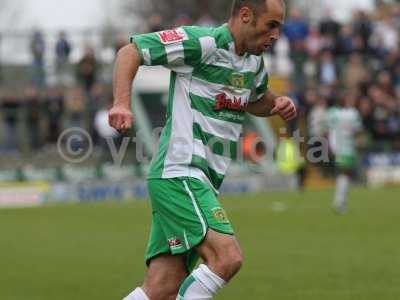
<box><xmin>157</xmin><ymin>29</ymin><xmax>188</xmax><ymax>44</ymax></box>
<box><xmin>214</xmin><ymin>93</ymin><xmax>246</xmax><ymax>112</ymax></box>
<box><xmin>168</xmin><ymin>237</ymin><xmax>183</xmax><ymax>250</ymax></box>
<box><xmin>212</xmin><ymin>207</ymin><xmax>230</xmax><ymax>224</ymax></box>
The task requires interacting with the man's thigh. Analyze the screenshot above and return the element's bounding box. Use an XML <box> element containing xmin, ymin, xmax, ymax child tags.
<box><xmin>142</xmin><ymin>254</ymin><xmax>188</xmax><ymax>300</ymax></box>
<box><xmin>146</xmin><ymin>178</ymin><xmax>235</xmax><ymax>271</ymax></box>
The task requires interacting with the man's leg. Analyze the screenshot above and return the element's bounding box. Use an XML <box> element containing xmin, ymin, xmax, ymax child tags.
<box><xmin>333</xmin><ymin>164</ymin><xmax>353</xmax><ymax>214</ymax></box>
<box><xmin>334</xmin><ymin>173</ymin><xmax>350</xmax><ymax>213</ymax></box>
<box><xmin>123</xmin><ymin>254</ymin><xmax>188</xmax><ymax>300</ymax></box>
<box><xmin>177</xmin><ymin>229</ymin><xmax>243</xmax><ymax>300</ymax></box>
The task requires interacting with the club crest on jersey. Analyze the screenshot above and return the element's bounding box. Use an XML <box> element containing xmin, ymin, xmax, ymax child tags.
<box><xmin>157</xmin><ymin>29</ymin><xmax>188</xmax><ymax>44</ymax></box>
<box><xmin>214</xmin><ymin>93</ymin><xmax>246</xmax><ymax>112</ymax></box>
<box><xmin>229</xmin><ymin>72</ymin><xmax>246</xmax><ymax>90</ymax></box>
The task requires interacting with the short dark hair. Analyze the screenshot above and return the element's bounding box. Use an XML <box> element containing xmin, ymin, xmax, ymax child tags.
<box><xmin>231</xmin><ymin>0</ymin><xmax>267</xmax><ymax>17</ymax></box>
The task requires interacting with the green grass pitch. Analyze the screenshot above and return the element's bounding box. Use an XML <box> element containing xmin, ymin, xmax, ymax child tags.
<box><xmin>1</xmin><ymin>186</ymin><xmax>399</xmax><ymax>300</ymax></box>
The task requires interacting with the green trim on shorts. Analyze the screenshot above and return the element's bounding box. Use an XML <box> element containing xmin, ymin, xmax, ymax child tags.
<box><xmin>145</xmin><ymin>177</ymin><xmax>234</xmax><ymax>272</ymax></box>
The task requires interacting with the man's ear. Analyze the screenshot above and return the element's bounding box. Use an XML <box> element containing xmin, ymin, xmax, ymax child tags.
<box><xmin>239</xmin><ymin>6</ymin><xmax>253</xmax><ymax>24</ymax></box>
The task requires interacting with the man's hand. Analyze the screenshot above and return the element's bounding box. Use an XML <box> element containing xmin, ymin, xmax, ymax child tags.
<box><xmin>108</xmin><ymin>104</ymin><xmax>134</xmax><ymax>133</ymax></box>
<box><xmin>270</xmin><ymin>96</ymin><xmax>297</xmax><ymax>121</ymax></box>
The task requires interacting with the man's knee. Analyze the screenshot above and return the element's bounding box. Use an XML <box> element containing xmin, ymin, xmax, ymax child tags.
<box><xmin>142</xmin><ymin>255</ymin><xmax>187</xmax><ymax>300</ymax></box>
<box><xmin>197</xmin><ymin>231</ymin><xmax>244</xmax><ymax>281</ymax></box>
<box><xmin>215</xmin><ymin>245</ymin><xmax>243</xmax><ymax>279</ymax></box>
<box><xmin>144</xmin><ymin>281</ymin><xmax>180</xmax><ymax>300</ymax></box>
<box><xmin>144</xmin><ymin>273</ymin><xmax>184</xmax><ymax>300</ymax></box>
<box><xmin>229</xmin><ymin>249</ymin><xmax>243</xmax><ymax>273</ymax></box>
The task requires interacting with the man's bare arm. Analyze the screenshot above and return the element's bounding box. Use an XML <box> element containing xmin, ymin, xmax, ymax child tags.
<box><xmin>245</xmin><ymin>90</ymin><xmax>297</xmax><ymax>121</ymax></box>
<box><xmin>109</xmin><ymin>44</ymin><xmax>141</xmax><ymax>132</ymax></box>
<box><xmin>245</xmin><ymin>90</ymin><xmax>279</xmax><ymax>117</ymax></box>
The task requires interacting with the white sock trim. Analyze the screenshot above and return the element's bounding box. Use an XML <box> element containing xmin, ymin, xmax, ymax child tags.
<box><xmin>192</xmin><ymin>264</ymin><xmax>225</xmax><ymax>294</ymax></box>
<box><xmin>122</xmin><ymin>287</ymin><xmax>149</xmax><ymax>300</ymax></box>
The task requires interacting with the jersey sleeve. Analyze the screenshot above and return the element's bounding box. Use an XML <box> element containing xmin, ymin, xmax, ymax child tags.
<box><xmin>250</xmin><ymin>57</ymin><xmax>269</xmax><ymax>102</ymax></box>
<box><xmin>130</xmin><ymin>27</ymin><xmax>204</xmax><ymax>72</ymax></box>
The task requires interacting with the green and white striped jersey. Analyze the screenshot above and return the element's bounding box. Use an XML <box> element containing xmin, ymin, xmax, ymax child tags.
<box><xmin>131</xmin><ymin>24</ymin><xmax>269</xmax><ymax>192</ymax></box>
<box><xmin>327</xmin><ymin>107</ymin><xmax>362</xmax><ymax>157</ymax></box>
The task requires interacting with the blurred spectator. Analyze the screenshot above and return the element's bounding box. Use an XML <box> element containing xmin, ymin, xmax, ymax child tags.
<box><xmin>283</xmin><ymin>8</ymin><xmax>309</xmax><ymax>45</ymax></box>
<box><xmin>365</xmin><ymin>85</ymin><xmax>395</xmax><ymax>146</ymax></box>
<box><xmin>393</xmin><ymin>4</ymin><xmax>400</xmax><ymax>30</ymax></box>
<box><xmin>319</xmin><ymin>11</ymin><xmax>341</xmax><ymax>39</ymax></box>
<box><xmin>30</xmin><ymin>30</ymin><xmax>46</xmax><ymax>88</ymax></box>
<box><xmin>76</xmin><ymin>46</ymin><xmax>98</xmax><ymax>93</ymax></box>
<box><xmin>268</xmin><ymin>35</ymin><xmax>291</xmax><ymax>75</ymax></box>
<box><xmin>318</xmin><ymin>85</ymin><xmax>337</xmax><ymax>108</ymax></box>
<box><xmin>308</xmin><ymin>97</ymin><xmax>327</xmax><ymax>139</ymax></box>
<box><xmin>343</xmin><ymin>53</ymin><xmax>368</xmax><ymax>89</ymax></box>
<box><xmin>382</xmin><ymin>50</ymin><xmax>400</xmax><ymax>80</ymax></box>
<box><xmin>372</xmin><ymin>16</ymin><xmax>399</xmax><ymax>56</ymax></box>
<box><xmin>197</xmin><ymin>13</ymin><xmax>217</xmax><ymax>27</ymax></box>
<box><xmin>44</xmin><ymin>86</ymin><xmax>64</xmax><ymax>143</ymax></box>
<box><xmin>317</xmin><ymin>50</ymin><xmax>339</xmax><ymax>86</ymax></box>
<box><xmin>319</xmin><ymin>11</ymin><xmax>341</xmax><ymax>53</ymax></box>
<box><xmin>55</xmin><ymin>31</ymin><xmax>72</xmax><ymax>86</ymax></box>
<box><xmin>352</xmin><ymin>11</ymin><xmax>373</xmax><ymax>55</ymax></box>
<box><xmin>358</xmin><ymin>96</ymin><xmax>373</xmax><ymax>131</ymax></box>
<box><xmin>87</xmin><ymin>83</ymin><xmax>108</xmax><ymax>143</ymax></box>
<box><xmin>285</xmin><ymin>82</ymin><xmax>301</xmax><ymax>133</ymax></box>
<box><xmin>307</xmin><ymin>95</ymin><xmax>329</xmax><ymax>172</ymax></box>
<box><xmin>376</xmin><ymin>70</ymin><xmax>396</xmax><ymax>97</ymax></box>
<box><xmin>283</xmin><ymin>8</ymin><xmax>309</xmax><ymax>89</ymax></box>
<box><xmin>148</xmin><ymin>14</ymin><xmax>164</xmax><ymax>32</ymax></box>
<box><xmin>1</xmin><ymin>90</ymin><xmax>20</xmax><ymax>152</ymax></box>
<box><xmin>65</xmin><ymin>86</ymin><xmax>85</xmax><ymax>128</ymax></box>
<box><xmin>306</xmin><ymin>26</ymin><xmax>322</xmax><ymax>59</ymax></box>
<box><xmin>335</xmin><ymin>25</ymin><xmax>354</xmax><ymax>57</ymax></box>
<box><xmin>114</xmin><ymin>33</ymin><xmax>128</xmax><ymax>55</ymax></box>
<box><xmin>302</xmin><ymin>88</ymin><xmax>319</xmax><ymax>114</ymax></box>
<box><xmin>23</xmin><ymin>86</ymin><xmax>42</xmax><ymax>150</ymax></box>
<box><xmin>351</xmin><ymin>34</ymin><xmax>367</xmax><ymax>55</ymax></box>
<box><xmin>94</xmin><ymin>98</ymin><xmax>120</xmax><ymax>161</ymax></box>
<box><xmin>174</xmin><ymin>14</ymin><xmax>193</xmax><ymax>27</ymax></box>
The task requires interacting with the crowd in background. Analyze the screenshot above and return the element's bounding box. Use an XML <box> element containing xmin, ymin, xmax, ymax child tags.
<box><xmin>280</xmin><ymin>7</ymin><xmax>400</xmax><ymax>152</ymax></box>
<box><xmin>0</xmin><ymin>30</ymin><xmax>114</xmax><ymax>154</ymax></box>
<box><xmin>1</xmin><ymin>4</ymin><xmax>400</xmax><ymax>156</ymax></box>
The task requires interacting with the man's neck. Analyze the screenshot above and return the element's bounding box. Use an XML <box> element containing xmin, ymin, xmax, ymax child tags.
<box><xmin>227</xmin><ymin>19</ymin><xmax>246</xmax><ymax>56</ymax></box>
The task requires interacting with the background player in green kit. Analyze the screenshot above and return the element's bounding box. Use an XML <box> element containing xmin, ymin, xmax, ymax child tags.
<box><xmin>327</xmin><ymin>91</ymin><xmax>363</xmax><ymax>214</ymax></box>
<box><xmin>109</xmin><ymin>0</ymin><xmax>297</xmax><ymax>299</ymax></box>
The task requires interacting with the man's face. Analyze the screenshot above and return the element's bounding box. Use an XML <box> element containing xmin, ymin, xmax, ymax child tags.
<box><xmin>241</xmin><ymin>0</ymin><xmax>285</xmax><ymax>55</ymax></box>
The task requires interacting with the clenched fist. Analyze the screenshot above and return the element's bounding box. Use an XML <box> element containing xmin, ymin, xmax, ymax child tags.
<box><xmin>108</xmin><ymin>104</ymin><xmax>134</xmax><ymax>133</ymax></box>
<box><xmin>270</xmin><ymin>96</ymin><xmax>297</xmax><ymax>121</ymax></box>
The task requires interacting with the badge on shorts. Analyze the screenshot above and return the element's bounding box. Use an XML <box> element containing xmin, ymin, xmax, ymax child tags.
<box><xmin>212</xmin><ymin>207</ymin><xmax>230</xmax><ymax>224</ymax></box>
<box><xmin>157</xmin><ymin>28</ymin><xmax>188</xmax><ymax>45</ymax></box>
<box><xmin>168</xmin><ymin>237</ymin><xmax>183</xmax><ymax>250</ymax></box>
